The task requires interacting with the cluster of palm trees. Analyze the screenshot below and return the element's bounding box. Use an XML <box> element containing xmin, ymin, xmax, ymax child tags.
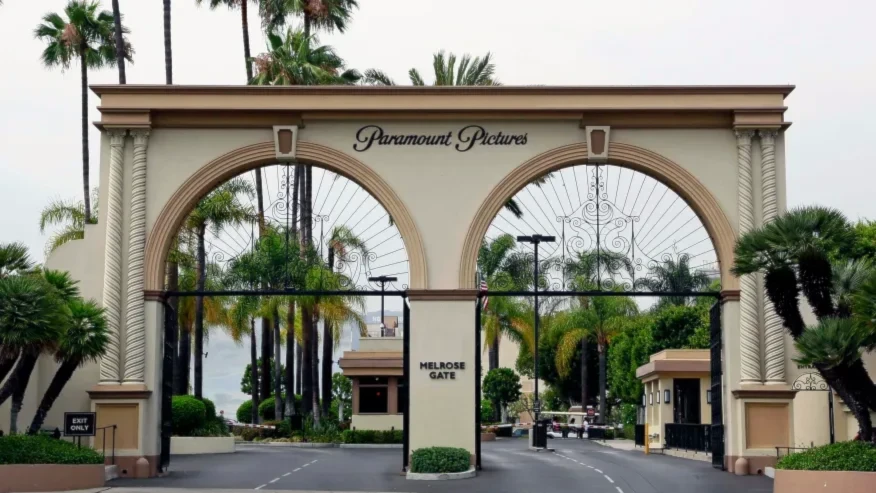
<box><xmin>0</xmin><ymin>243</ymin><xmax>109</xmax><ymax>434</ymax></box>
<box><xmin>479</xmin><ymin>234</ymin><xmax>713</xmax><ymax>423</ymax></box>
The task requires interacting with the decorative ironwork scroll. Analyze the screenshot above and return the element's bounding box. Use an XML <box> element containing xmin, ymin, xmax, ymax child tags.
<box><xmin>792</xmin><ymin>372</ymin><xmax>829</xmax><ymax>391</ymax></box>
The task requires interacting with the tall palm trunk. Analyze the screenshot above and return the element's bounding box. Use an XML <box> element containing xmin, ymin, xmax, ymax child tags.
<box><xmin>273</xmin><ymin>309</ymin><xmax>283</xmax><ymax>420</ymax></box>
<box><xmin>249</xmin><ymin>317</ymin><xmax>260</xmax><ymax>423</ymax></box>
<box><xmin>285</xmin><ymin>301</ymin><xmax>296</xmax><ymax>417</ymax></box>
<box><xmin>194</xmin><ymin>225</ymin><xmax>207</xmax><ymax>398</ymax></box>
<box><xmin>301</xmin><ymin>308</ymin><xmax>313</xmax><ymax>415</ymax></box>
<box><xmin>167</xmin><ymin>261</ymin><xmax>181</xmax><ymax>394</ymax></box>
<box><xmin>110</xmin><ymin>0</ymin><xmax>126</xmax><ymax>84</ymax></box>
<box><xmin>28</xmin><ymin>358</ymin><xmax>79</xmax><ymax>434</ymax></box>
<box><xmin>178</xmin><ymin>325</ymin><xmax>192</xmax><ymax>393</ymax></box>
<box><xmin>163</xmin><ymin>0</ymin><xmax>172</xmax><ymax>84</ymax></box>
<box><xmin>0</xmin><ymin>354</ymin><xmax>17</xmax><ymax>385</ymax></box>
<box><xmin>580</xmin><ymin>338</ymin><xmax>589</xmax><ymax>407</ymax></box>
<box><xmin>1</xmin><ymin>351</ymin><xmax>39</xmax><ymax>432</ymax></box>
<box><xmin>488</xmin><ymin>333</ymin><xmax>499</xmax><ymax>371</ymax></box>
<box><xmin>312</xmin><ymin>309</ymin><xmax>320</xmax><ymax>422</ymax></box>
<box><xmin>295</xmin><ymin>344</ymin><xmax>302</xmax><ymax>394</ymax></box>
<box><xmin>598</xmin><ymin>343</ymin><xmax>607</xmax><ymax>425</ymax></box>
<box><xmin>322</xmin><ymin>248</ymin><xmax>335</xmax><ymax>417</ymax></box>
<box><xmin>260</xmin><ymin>321</ymin><xmax>272</xmax><ymax>406</ymax></box>
<box><xmin>79</xmin><ymin>43</ymin><xmax>91</xmax><ymax>224</ymax></box>
<box><xmin>240</xmin><ymin>0</ymin><xmax>253</xmax><ymax>81</ymax></box>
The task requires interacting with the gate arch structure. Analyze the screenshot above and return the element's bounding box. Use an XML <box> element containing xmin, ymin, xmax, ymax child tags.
<box><xmin>30</xmin><ymin>85</ymin><xmax>796</xmax><ymax>477</ymax></box>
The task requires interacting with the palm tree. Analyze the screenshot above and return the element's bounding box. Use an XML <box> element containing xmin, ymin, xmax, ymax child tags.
<box><xmin>733</xmin><ymin>206</ymin><xmax>876</xmax><ymax>441</ymax></box>
<box><xmin>195</xmin><ymin>0</ymin><xmax>258</xmax><ymax>80</ymax></box>
<box><xmin>164</xmin><ymin>0</ymin><xmax>173</xmax><ymax>83</ymax></box>
<box><xmin>110</xmin><ymin>0</ymin><xmax>126</xmax><ymax>83</ymax></box>
<box><xmin>175</xmin><ymin>261</ymin><xmax>227</xmax><ymax>395</ymax></box>
<box><xmin>28</xmin><ymin>299</ymin><xmax>109</xmax><ymax>434</ymax></box>
<box><xmin>323</xmin><ymin>226</ymin><xmax>367</xmax><ymax>415</ymax></box>
<box><xmin>35</xmin><ymin>1</ymin><xmax>132</xmax><ymax>224</ymax></box>
<box><xmin>553</xmin><ymin>295</ymin><xmax>638</xmax><ymax>423</ymax></box>
<box><xmin>261</xmin><ymin>0</ymin><xmax>358</xmax><ymax>38</ymax></box>
<box><xmin>184</xmin><ymin>178</ymin><xmax>254</xmax><ymax>398</ymax></box>
<box><xmin>39</xmin><ymin>191</ymin><xmax>98</xmax><ymax>255</ymax></box>
<box><xmin>251</xmin><ymin>29</ymin><xmax>361</xmax><ymax>85</ymax></box>
<box><xmin>640</xmin><ymin>255</ymin><xmax>712</xmax><ymax>307</ymax></box>
<box><xmin>0</xmin><ymin>242</ymin><xmax>34</xmax><ymax>279</ymax></box>
<box><xmin>364</xmin><ymin>51</ymin><xmax>499</xmax><ymax>87</ymax></box>
<box><xmin>0</xmin><ymin>270</ymin><xmax>76</xmax><ymax>433</ymax></box>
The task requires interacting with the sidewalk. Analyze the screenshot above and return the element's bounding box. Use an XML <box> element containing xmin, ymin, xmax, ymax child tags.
<box><xmin>590</xmin><ymin>438</ymin><xmax>640</xmax><ymax>452</ymax></box>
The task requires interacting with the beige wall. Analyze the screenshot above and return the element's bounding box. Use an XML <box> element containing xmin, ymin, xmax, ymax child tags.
<box><xmin>352</xmin><ymin>414</ymin><xmax>404</xmax><ymax>431</ymax></box>
<box><xmin>409</xmin><ymin>300</ymin><xmax>475</xmax><ymax>454</ymax></box>
<box><xmin>359</xmin><ymin>338</ymin><xmax>403</xmax><ymax>352</ymax></box>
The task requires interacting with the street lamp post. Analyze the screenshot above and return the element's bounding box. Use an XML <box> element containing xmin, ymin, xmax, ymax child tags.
<box><xmin>368</xmin><ymin>276</ymin><xmax>398</xmax><ymax>336</ymax></box>
<box><xmin>517</xmin><ymin>234</ymin><xmax>555</xmax><ymax>448</ymax></box>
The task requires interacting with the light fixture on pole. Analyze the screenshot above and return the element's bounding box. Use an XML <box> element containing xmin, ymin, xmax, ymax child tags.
<box><xmin>369</xmin><ymin>276</ymin><xmax>398</xmax><ymax>336</ymax></box>
<box><xmin>516</xmin><ymin>234</ymin><xmax>555</xmax><ymax>448</ymax></box>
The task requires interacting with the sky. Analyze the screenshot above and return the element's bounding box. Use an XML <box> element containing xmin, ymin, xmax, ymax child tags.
<box><xmin>2</xmin><ymin>0</ymin><xmax>875</xmax><ymax>412</ymax></box>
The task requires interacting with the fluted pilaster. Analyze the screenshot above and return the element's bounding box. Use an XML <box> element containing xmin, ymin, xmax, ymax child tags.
<box><xmin>736</xmin><ymin>129</ymin><xmax>762</xmax><ymax>384</ymax></box>
<box><xmin>123</xmin><ymin>130</ymin><xmax>150</xmax><ymax>384</ymax></box>
<box><xmin>759</xmin><ymin>129</ymin><xmax>785</xmax><ymax>384</ymax></box>
<box><xmin>100</xmin><ymin>130</ymin><xmax>127</xmax><ymax>384</ymax></box>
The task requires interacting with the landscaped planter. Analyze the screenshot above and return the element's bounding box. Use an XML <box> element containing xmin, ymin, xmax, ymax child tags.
<box><xmin>0</xmin><ymin>464</ymin><xmax>105</xmax><ymax>492</ymax></box>
<box><xmin>774</xmin><ymin>469</ymin><xmax>876</xmax><ymax>493</ymax></box>
<box><xmin>407</xmin><ymin>467</ymin><xmax>477</xmax><ymax>480</ymax></box>
<box><xmin>480</xmin><ymin>432</ymin><xmax>497</xmax><ymax>442</ymax></box>
<box><xmin>170</xmin><ymin>436</ymin><xmax>236</xmax><ymax>455</ymax></box>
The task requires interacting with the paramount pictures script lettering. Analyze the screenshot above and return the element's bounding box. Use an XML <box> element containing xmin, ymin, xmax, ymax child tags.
<box><xmin>353</xmin><ymin>125</ymin><xmax>528</xmax><ymax>152</ymax></box>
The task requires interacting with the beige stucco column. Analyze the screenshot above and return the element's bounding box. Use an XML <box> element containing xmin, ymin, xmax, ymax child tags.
<box><xmin>123</xmin><ymin>130</ymin><xmax>150</xmax><ymax>384</ymax></box>
<box><xmin>100</xmin><ymin>129</ymin><xmax>128</xmax><ymax>385</ymax></box>
<box><xmin>759</xmin><ymin>129</ymin><xmax>785</xmax><ymax>384</ymax></box>
<box><xmin>408</xmin><ymin>294</ymin><xmax>476</xmax><ymax>457</ymax></box>
<box><xmin>736</xmin><ymin>129</ymin><xmax>762</xmax><ymax>384</ymax></box>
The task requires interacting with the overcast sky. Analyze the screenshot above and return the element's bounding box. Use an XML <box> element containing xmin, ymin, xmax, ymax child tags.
<box><xmin>2</xmin><ymin>0</ymin><xmax>873</xmax><ymax>412</ymax></box>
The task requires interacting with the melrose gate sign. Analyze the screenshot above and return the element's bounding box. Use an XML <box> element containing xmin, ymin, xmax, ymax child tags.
<box><xmin>420</xmin><ymin>361</ymin><xmax>466</xmax><ymax>379</ymax></box>
<box><xmin>353</xmin><ymin>125</ymin><xmax>529</xmax><ymax>152</ymax></box>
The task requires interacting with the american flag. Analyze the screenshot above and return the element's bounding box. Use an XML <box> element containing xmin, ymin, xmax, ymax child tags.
<box><xmin>480</xmin><ymin>277</ymin><xmax>489</xmax><ymax>311</ymax></box>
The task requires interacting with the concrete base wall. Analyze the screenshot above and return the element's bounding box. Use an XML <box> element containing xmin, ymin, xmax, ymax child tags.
<box><xmin>774</xmin><ymin>470</ymin><xmax>876</xmax><ymax>493</ymax></box>
<box><xmin>0</xmin><ymin>464</ymin><xmax>104</xmax><ymax>492</ymax></box>
<box><xmin>170</xmin><ymin>436</ymin><xmax>236</xmax><ymax>455</ymax></box>
<box><xmin>352</xmin><ymin>414</ymin><xmax>403</xmax><ymax>431</ymax></box>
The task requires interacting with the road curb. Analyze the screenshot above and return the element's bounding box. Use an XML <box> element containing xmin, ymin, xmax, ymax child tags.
<box><xmin>406</xmin><ymin>467</ymin><xmax>477</xmax><ymax>480</ymax></box>
<box><xmin>236</xmin><ymin>441</ymin><xmax>338</xmax><ymax>448</ymax></box>
<box><xmin>340</xmin><ymin>444</ymin><xmax>403</xmax><ymax>449</ymax></box>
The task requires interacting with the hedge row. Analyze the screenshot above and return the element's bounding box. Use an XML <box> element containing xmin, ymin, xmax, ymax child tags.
<box><xmin>172</xmin><ymin>395</ymin><xmax>226</xmax><ymax>437</ymax></box>
<box><xmin>777</xmin><ymin>441</ymin><xmax>876</xmax><ymax>472</ymax></box>
<box><xmin>0</xmin><ymin>435</ymin><xmax>104</xmax><ymax>465</ymax></box>
<box><xmin>410</xmin><ymin>447</ymin><xmax>470</xmax><ymax>473</ymax></box>
<box><xmin>341</xmin><ymin>429</ymin><xmax>403</xmax><ymax>444</ymax></box>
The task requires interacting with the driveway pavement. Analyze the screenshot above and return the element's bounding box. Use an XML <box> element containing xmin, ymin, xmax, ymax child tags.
<box><xmin>107</xmin><ymin>438</ymin><xmax>772</xmax><ymax>492</ymax></box>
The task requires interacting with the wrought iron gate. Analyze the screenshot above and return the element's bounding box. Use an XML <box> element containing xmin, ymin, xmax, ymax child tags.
<box><xmin>709</xmin><ymin>302</ymin><xmax>724</xmax><ymax>469</ymax></box>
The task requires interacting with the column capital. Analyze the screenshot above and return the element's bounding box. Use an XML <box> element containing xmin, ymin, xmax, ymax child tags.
<box><xmin>758</xmin><ymin>129</ymin><xmax>778</xmax><ymax>145</ymax></box>
<box><xmin>130</xmin><ymin>128</ymin><xmax>151</xmax><ymax>146</ymax></box>
<box><xmin>107</xmin><ymin>129</ymin><xmax>128</xmax><ymax>146</ymax></box>
<box><xmin>734</xmin><ymin>129</ymin><xmax>756</xmax><ymax>146</ymax></box>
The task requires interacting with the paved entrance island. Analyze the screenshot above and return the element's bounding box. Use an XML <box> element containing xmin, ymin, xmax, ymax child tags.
<box><xmin>24</xmin><ymin>84</ymin><xmax>805</xmax><ymax>475</ymax></box>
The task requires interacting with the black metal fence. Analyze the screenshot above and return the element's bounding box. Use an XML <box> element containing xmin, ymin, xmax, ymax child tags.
<box><xmin>634</xmin><ymin>424</ymin><xmax>645</xmax><ymax>446</ymax></box>
<box><xmin>664</xmin><ymin>423</ymin><xmax>711</xmax><ymax>452</ymax></box>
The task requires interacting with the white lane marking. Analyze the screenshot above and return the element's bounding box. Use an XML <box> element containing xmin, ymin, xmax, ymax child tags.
<box><xmin>302</xmin><ymin>464</ymin><xmax>309</xmax><ymax>467</ymax></box>
<box><xmin>254</xmin><ymin>485</ymin><xmax>266</xmax><ymax>490</ymax></box>
<box><xmin>616</xmin><ymin>488</ymin><xmax>624</xmax><ymax>493</ymax></box>
<box><xmin>587</xmin><ymin>465</ymin><xmax>594</xmax><ymax>469</ymax></box>
<box><xmin>604</xmin><ymin>475</ymin><xmax>614</xmax><ymax>484</ymax></box>
<box><xmin>310</xmin><ymin>460</ymin><xmax>318</xmax><ymax>464</ymax></box>
<box><xmin>293</xmin><ymin>468</ymin><xmax>301</xmax><ymax>472</ymax></box>
<box><xmin>595</xmin><ymin>468</ymin><xmax>603</xmax><ymax>473</ymax></box>
<box><xmin>268</xmin><ymin>478</ymin><xmax>279</xmax><ymax>484</ymax></box>
<box><xmin>282</xmin><ymin>473</ymin><xmax>291</xmax><ymax>477</ymax></box>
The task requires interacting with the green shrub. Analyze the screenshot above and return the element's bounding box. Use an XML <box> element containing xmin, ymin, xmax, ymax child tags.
<box><xmin>410</xmin><ymin>447</ymin><xmax>470</xmax><ymax>474</ymax></box>
<box><xmin>236</xmin><ymin>400</ymin><xmax>254</xmax><ymax>423</ymax></box>
<box><xmin>341</xmin><ymin>429</ymin><xmax>402</xmax><ymax>444</ymax></box>
<box><xmin>259</xmin><ymin>396</ymin><xmax>283</xmax><ymax>421</ymax></box>
<box><xmin>238</xmin><ymin>427</ymin><xmax>261</xmax><ymax>441</ymax></box>
<box><xmin>0</xmin><ymin>435</ymin><xmax>104</xmax><ymax>465</ymax></box>
<box><xmin>777</xmin><ymin>441</ymin><xmax>876</xmax><ymax>472</ymax></box>
<box><xmin>172</xmin><ymin>395</ymin><xmax>207</xmax><ymax>436</ymax></box>
<box><xmin>480</xmin><ymin>400</ymin><xmax>495</xmax><ymax>423</ymax></box>
<box><xmin>199</xmin><ymin>397</ymin><xmax>217</xmax><ymax>419</ymax></box>
<box><xmin>623</xmin><ymin>424</ymin><xmax>635</xmax><ymax>440</ymax></box>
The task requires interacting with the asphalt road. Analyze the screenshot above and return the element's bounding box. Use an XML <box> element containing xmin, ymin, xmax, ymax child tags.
<box><xmin>111</xmin><ymin>438</ymin><xmax>773</xmax><ymax>492</ymax></box>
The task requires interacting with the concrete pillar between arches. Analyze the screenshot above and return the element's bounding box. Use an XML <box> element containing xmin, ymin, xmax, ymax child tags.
<box><xmin>408</xmin><ymin>299</ymin><xmax>476</xmax><ymax>457</ymax></box>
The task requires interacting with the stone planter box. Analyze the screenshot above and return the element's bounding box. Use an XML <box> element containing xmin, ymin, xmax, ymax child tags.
<box><xmin>480</xmin><ymin>432</ymin><xmax>497</xmax><ymax>442</ymax></box>
<box><xmin>0</xmin><ymin>464</ymin><xmax>105</xmax><ymax>492</ymax></box>
<box><xmin>407</xmin><ymin>467</ymin><xmax>477</xmax><ymax>481</ymax></box>
<box><xmin>170</xmin><ymin>436</ymin><xmax>236</xmax><ymax>455</ymax></box>
<box><xmin>774</xmin><ymin>469</ymin><xmax>876</xmax><ymax>493</ymax></box>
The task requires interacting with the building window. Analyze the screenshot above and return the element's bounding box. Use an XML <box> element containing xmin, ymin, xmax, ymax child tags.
<box><xmin>359</xmin><ymin>377</ymin><xmax>389</xmax><ymax>414</ymax></box>
<box><xmin>397</xmin><ymin>378</ymin><xmax>406</xmax><ymax>414</ymax></box>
